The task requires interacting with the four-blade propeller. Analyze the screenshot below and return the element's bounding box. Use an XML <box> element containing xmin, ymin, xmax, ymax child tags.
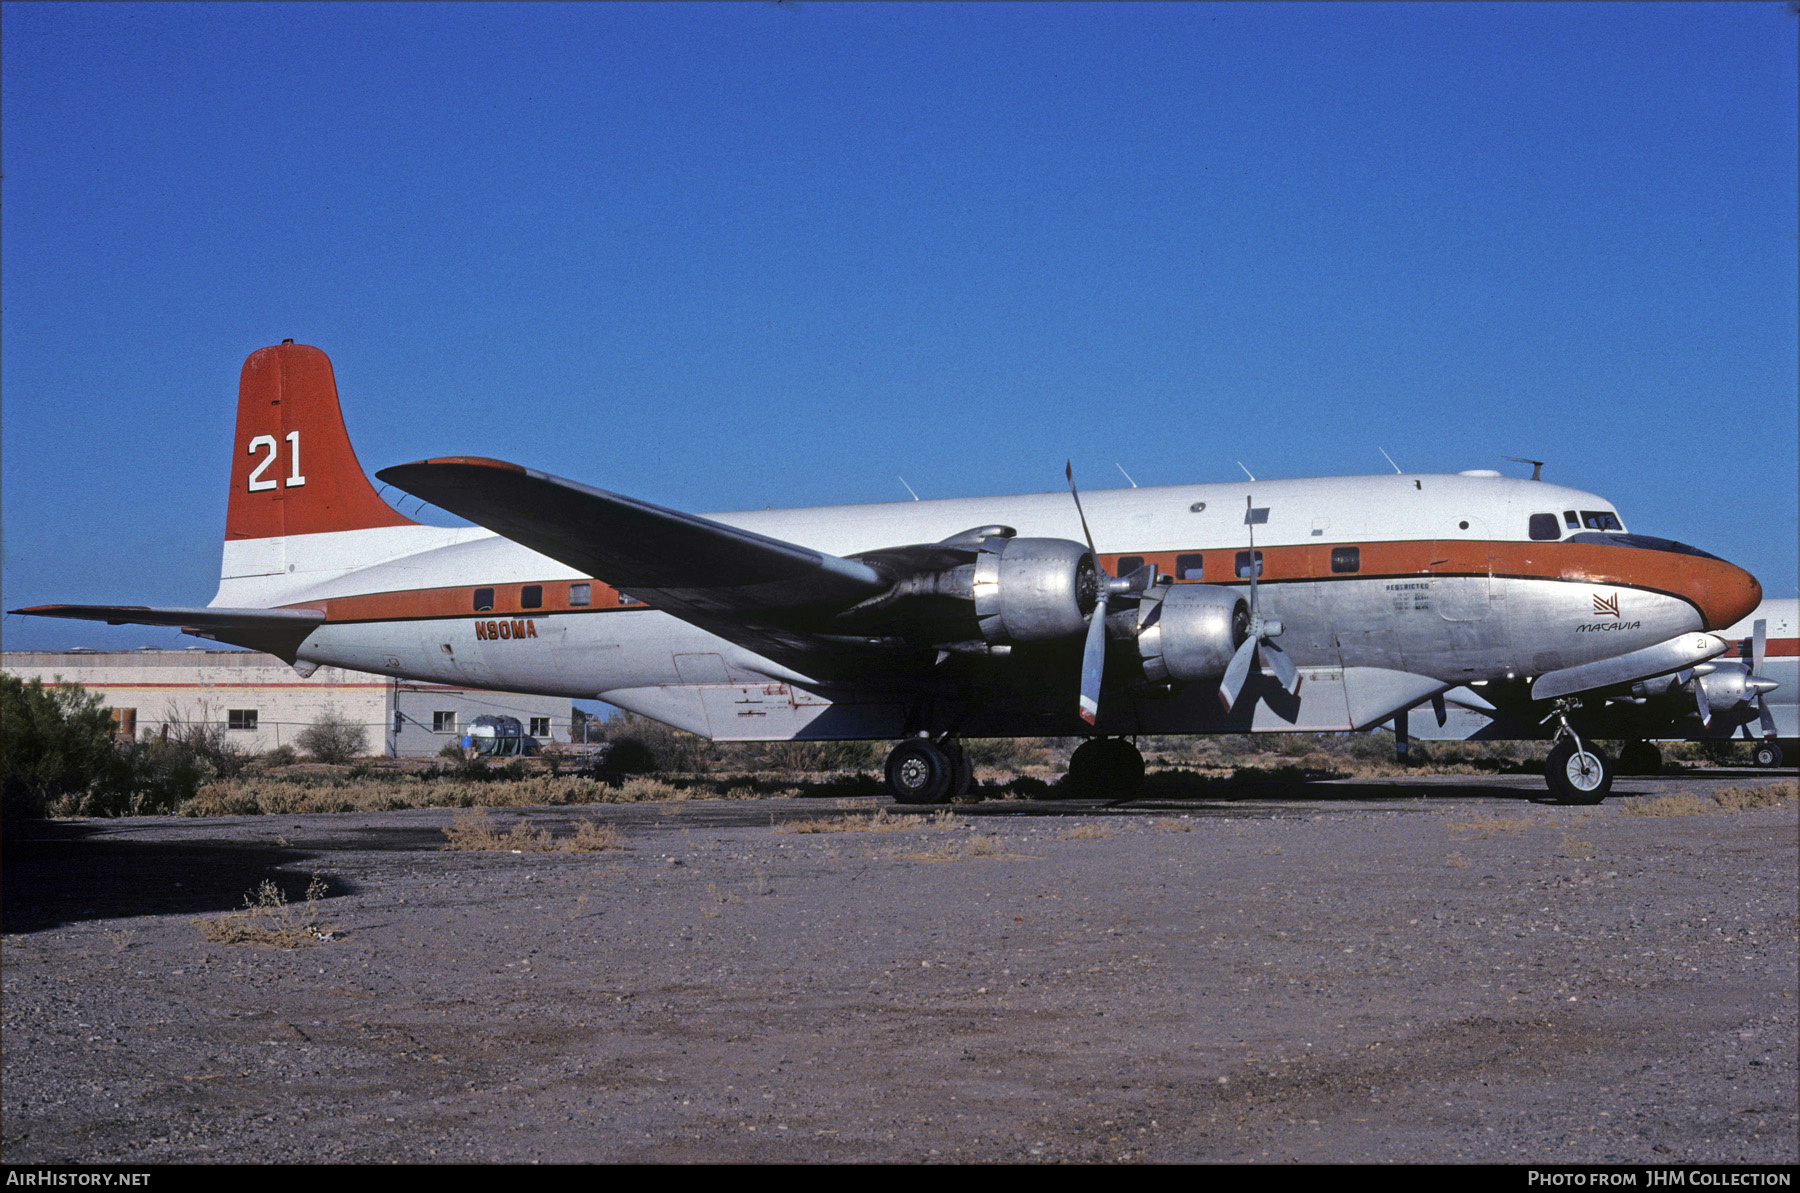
<box><xmin>1218</xmin><ymin>495</ymin><xmax>1300</xmax><ymax>711</ymax></box>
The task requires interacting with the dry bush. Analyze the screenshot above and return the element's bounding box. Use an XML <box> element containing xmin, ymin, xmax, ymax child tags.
<box><xmin>199</xmin><ymin>876</ymin><xmax>334</xmax><ymax>948</ymax></box>
<box><xmin>1621</xmin><ymin>793</ymin><xmax>1711</xmax><ymax>817</ymax></box>
<box><xmin>1709</xmin><ymin>782</ymin><xmax>1793</xmax><ymax>811</ymax></box>
<box><xmin>443</xmin><ymin>808</ymin><xmax>624</xmax><ymax>852</ymax></box>
<box><xmin>780</xmin><ymin>808</ymin><xmax>959</xmax><ymax>834</ymax></box>
<box><xmin>1060</xmin><ymin>823</ymin><xmax>1112</xmax><ymax>840</ymax></box>
<box><xmin>1625</xmin><ymin>784</ymin><xmax>1793</xmax><ymax>817</ymax></box>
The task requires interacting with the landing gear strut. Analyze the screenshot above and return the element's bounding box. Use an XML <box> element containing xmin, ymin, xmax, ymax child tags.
<box><xmin>884</xmin><ymin>738</ymin><xmax>973</xmax><ymax>805</ymax></box>
<box><xmin>1062</xmin><ymin>737</ymin><xmax>1146</xmax><ymax>799</ymax></box>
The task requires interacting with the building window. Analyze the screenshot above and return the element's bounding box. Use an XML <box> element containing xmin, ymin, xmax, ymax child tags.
<box><xmin>529</xmin><ymin>717</ymin><xmax>551</xmax><ymax>737</ymax></box>
<box><xmin>1529</xmin><ymin>513</ymin><xmax>1561</xmax><ymax>541</ymax></box>
<box><xmin>473</xmin><ymin>587</ymin><xmax>495</xmax><ymax>612</ymax></box>
<box><xmin>1175</xmin><ymin>554</ymin><xmax>1204</xmax><ymax>581</ymax></box>
<box><xmin>568</xmin><ymin>583</ymin><xmax>591</xmax><ymax>607</ymax></box>
<box><xmin>1235</xmin><ymin>550</ymin><xmax>1263</xmax><ymax>579</ymax></box>
<box><xmin>433</xmin><ymin>711</ymin><xmax>457</xmax><ymax>733</ymax></box>
<box><xmin>110</xmin><ymin>708</ymin><xmax>137</xmax><ymax>740</ymax></box>
<box><xmin>1330</xmin><ymin>546</ymin><xmax>1361</xmax><ymax>574</ymax></box>
<box><xmin>521</xmin><ymin>585</ymin><xmax>542</xmax><ymax>609</ymax></box>
<box><xmin>227</xmin><ymin>709</ymin><xmax>258</xmax><ymax>731</ymax></box>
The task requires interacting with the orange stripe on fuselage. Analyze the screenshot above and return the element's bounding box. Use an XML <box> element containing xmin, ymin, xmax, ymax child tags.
<box><xmin>281</xmin><ymin>538</ymin><xmax>1761</xmax><ymax>632</ymax></box>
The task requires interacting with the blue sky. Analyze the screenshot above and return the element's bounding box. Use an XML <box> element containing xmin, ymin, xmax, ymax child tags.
<box><xmin>4</xmin><ymin>1</ymin><xmax>1796</xmax><ymax>655</ymax></box>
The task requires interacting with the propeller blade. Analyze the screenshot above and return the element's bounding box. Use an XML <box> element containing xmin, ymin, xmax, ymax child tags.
<box><xmin>1261</xmin><ymin>639</ymin><xmax>1300</xmax><ymax>695</ymax></box>
<box><xmin>1243</xmin><ymin>496</ymin><xmax>1259</xmax><ymax>613</ymax></box>
<box><xmin>1694</xmin><ymin>676</ymin><xmax>1711</xmax><ymax>728</ymax></box>
<box><xmin>1758</xmin><ymin>695</ymin><xmax>1778</xmax><ymax>737</ymax></box>
<box><xmin>1431</xmin><ymin>692</ymin><xmax>1448</xmax><ymax>726</ymax></box>
<box><xmin>1752</xmin><ymin>619</ymin><xmax>1767</xmax><ymax>675</ymax></box>
<box><xmin>1078</xmin><ymin>590</ymin><xmax>1108</xmax><ymax>725</ymax></box>
<box><xmin>1219</xmin><ymin>633</ymin><xmax>1259</xmax><ymax>710</ymax></box>
<box><xmin>1065</xmin><ymin>462</ymin><xmax>1098</xmax><ymax>555</ymax></box>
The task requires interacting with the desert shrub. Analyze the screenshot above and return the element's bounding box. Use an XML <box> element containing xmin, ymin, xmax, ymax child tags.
<box><xmin>594</xmin><ymin>711</ymin><xmax>718</xmax><ymax>772</ymax></box>
<box><xmin>295</xmin><ymin>709</ymin><xmax>368</xmax><ymax>764</ymax></box>
<box><xmin>2</xmin><ymin>675</ymin><xmax>136</xmax><ymax>817</ymax></box>
<box><xmin>261</xmin><ymin>744</ymin><xmax>299</xmax><ymax>768</ymax></box>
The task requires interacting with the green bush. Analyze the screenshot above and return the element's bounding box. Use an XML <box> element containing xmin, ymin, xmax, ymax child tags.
<box><xmin>295</xmin><ymin>708</ymin><xmax>368</xmax><ymax>764</ymax></box>
<box><xmin>2</xmin><ymin>675</ymin><xmax>129</xmax><ymax>817</ymax></box>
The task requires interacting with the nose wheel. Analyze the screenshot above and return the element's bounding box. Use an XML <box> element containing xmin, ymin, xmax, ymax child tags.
<box><xmin>1545</xmin><ymin>736</ymin><xmax>1613</xmax><ymax>804</ymax></box>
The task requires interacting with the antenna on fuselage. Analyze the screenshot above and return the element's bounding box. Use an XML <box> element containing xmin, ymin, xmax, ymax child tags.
<box><xmin>1503</xmin><ymin>456</ymin><xmax>1545</xmax><ymax>481</ymax></box>
<box><xmin>897</xmin><ymin>476</ymin><xmax>920</xmax><ymax>501</ymax></box>
<box><xmin>1236</xmin><ymin>461</ymin><xmax>1256</xmax><ymax>482</ymax></box>
<box><xmin>1377</xmin><ymin>446</ymin><xmax>1403</xmax><ymax>474</ymax></box>
<box><xmin>1115</xmin><ymin>463</ymin><xmax>1138</xmax><ymax>488</ymax></box>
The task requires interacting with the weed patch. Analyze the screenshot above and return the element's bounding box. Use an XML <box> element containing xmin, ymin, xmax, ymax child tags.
<box><xmin>443</xmin><ymin>808</ymin><xmax>625</xmax><ymax>851</ymax></box>
<box><xmin>198</xmin><ymin>877</ymin><xmax>334</xmax><ymax>948</ymax></box>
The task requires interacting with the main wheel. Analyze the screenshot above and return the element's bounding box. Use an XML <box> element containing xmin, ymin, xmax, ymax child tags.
<box><xmin>1545</xmin><ymin>737</ymin><xmax>1613</xmax><ymax>805</ymax></box>
<box><xmin>1751</xmin><ymin>740</ymin><xmax>1784</xmax><ymax>769</ymax></box>
<box><xmin>1062</xmin><ymin>737</ymin><xmax>1146</xmax><ymax>799</ymax></box>
<box><xmin>1618</xmin><ymin>741</ymin><xmax>1662</xmax><ymax>776</ymax></box>
<box><xmin>886</xmin><ymin>739</ymin><xmax>955</xmax><ymax>805</ymax></box>
<box><xmin>948</xmin><ymin>741</ymin><xmax>975</xmax><ymax>798</ymax></box>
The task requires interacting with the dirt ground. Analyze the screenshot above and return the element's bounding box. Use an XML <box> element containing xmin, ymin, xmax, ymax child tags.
<box><xmin>3</xmin><ymin>770</ymin><xmax>1795</xmax><ymax>1165</ymax></box>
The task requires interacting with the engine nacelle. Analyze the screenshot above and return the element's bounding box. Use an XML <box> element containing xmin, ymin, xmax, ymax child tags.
<box><xmin>1134</xmin><ymin>582</ymin><xmax>1247</xmax><ymax>684</ymax></box>
<box><xmin>972</xmin><ymin>536</ymin><xmax>1099</xmax><ymax>643</ymax></box>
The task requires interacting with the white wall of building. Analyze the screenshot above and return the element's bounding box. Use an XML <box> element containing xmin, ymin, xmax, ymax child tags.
<box><xmin>3</xmin><ymin>649</ymin><xmax>570</xmax><ymax>758</ymax></box>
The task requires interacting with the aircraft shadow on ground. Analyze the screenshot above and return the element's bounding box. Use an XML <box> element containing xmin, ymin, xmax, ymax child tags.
<box><xmin>0</xmin><ymin>820</ymin><xmax>357</xmax><ymax>934</ymax></box>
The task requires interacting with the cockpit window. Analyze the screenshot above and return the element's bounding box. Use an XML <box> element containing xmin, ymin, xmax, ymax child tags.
<box><xmin>1563</xmin><ymin>510</ymin><xmax>1579</xmax><ymax>529</ymax></box>
<box><xmin>1581</xmin><ymin>510</ymin><xmax>1622</xmax><ymax>531</ymax></box>
<box><xmin>1565</xmin><ymin>532</ymin><xmax>1721</xmax><ymax>560</ymax></box>
<box><xmin>1528</xmin><ymin>513</ymin><xmax>1560</xmax><ymax>541</ymax></box>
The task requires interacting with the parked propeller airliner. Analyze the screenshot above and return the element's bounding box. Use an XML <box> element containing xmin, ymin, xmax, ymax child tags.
<box><xmin>15</xmin><ymin>343</ymin><xmax>1767</xmax><ymax>804</ymax></box>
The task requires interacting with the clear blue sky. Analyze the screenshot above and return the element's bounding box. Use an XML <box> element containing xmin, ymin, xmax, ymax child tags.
<box><xmin>4</xmin><ymin>2</ymin><xmax>1796</xmax><ymax>656</ymax></box>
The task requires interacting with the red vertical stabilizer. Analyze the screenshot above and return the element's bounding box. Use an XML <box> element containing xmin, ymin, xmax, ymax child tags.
<box><xmin>225</xmin><ymin>342</ymin><xmax>417</xmax><ymax>540</ymax></box>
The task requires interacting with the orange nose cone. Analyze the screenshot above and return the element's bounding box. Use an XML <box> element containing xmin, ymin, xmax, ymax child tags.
<box><xmin>1698</xmin><ymin>559</ymin><xmax>1762</xmax><ymax>631</ymax></box>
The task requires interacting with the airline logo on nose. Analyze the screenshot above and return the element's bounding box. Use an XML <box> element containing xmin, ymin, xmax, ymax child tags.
<box><xmin>1592</xmin><ymin>592</ymin><xmax>1621</xmax><ymax>618</ymax></box>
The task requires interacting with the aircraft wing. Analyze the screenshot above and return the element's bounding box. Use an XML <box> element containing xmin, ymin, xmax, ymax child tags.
<box><xmin>9</xmin><ymin>605</ymin><xmax>325</xmax><ymax>663</ymax></box>
<box><xmin>377</xmin><ymin>457</ymin><xmax>908</xmax><ymax>672</ymax></box>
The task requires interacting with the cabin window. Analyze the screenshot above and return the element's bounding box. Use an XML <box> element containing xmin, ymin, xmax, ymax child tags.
<box><xmin>521</xmin><ymin>585</ymin><xmax>543</xmax><ymax>609</ymax></box>
<box><xmin>109</xmin><ymin>708</ymin><xmax>137</xmax><ymax>739</ymax></box>
<box><xmin>529</xmin><ymin>717</ymin><xmax>551</xmax><ymax>737</ymax></box>
<box><xmin>1330</xmin><ymin>546</ymin><xmax>1361</xmax><ymax>573</ymax></box>
<box><xmin>1528</xmin><ymin>514</ymin><xmax>1560</xmax><ymax>541</ymax></box>
<box><xmin>618</xmin><ymin>592</ymin><xmax>644</xmax><ymax>607</ymax></box>
<box><xmin>433</xmin><ymin>711</ymin><xmax>457</xmax><ymax>733</ymax></box>
<box><xmin>1563</xmin><ymin>510</ymin><xmax>1580</xmax><ymax>529</ymax></box>
<box><xmin>1116</xmin><ymin>556</ymin><xmax>1145</xmax><ymax>578</ymax></box>
<box><xmin>568</xmin><ymin>583</ymin><xmax>591</xmax><ymax>607</ymax></box>
<box><xmin>1235</xmin><ymin>550</ymin><xmax>1263</xmax><ymax>579</ymax></box>
<box><xmin>227</xmin><ymin>709</ymin><xmax>258</xmax><ymax>731</ymax></box>
<box><xmin>1581</xmin><ymin>510</ymin><xmax>1622</xmax><ymax>531</ymax></box>
<box><xmin>473</xmin><ymin>587</ymin><xmax>495</xmax><ymax>612</ymax></box>
<box><xmin>1176</xmin><ymin>553</ymin><xmax>1204</xmax><ymax>581</ymax></box>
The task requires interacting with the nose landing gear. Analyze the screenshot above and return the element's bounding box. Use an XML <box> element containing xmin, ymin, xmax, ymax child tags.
<box><xmin>1543</xmin><ymin>701</ymin><xmax>1613</xmax><ymax>804</ymax></box>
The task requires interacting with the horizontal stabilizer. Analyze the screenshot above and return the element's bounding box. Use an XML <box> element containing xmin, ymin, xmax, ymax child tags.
<box><xmin>11</xmin><ymin>605</ymin><xmax>325</xmax><ymax>664</ymax></box>
<box><xmin>376</xmin><ymin>458</ymin><xmax>889</xmax><ymax>624</ymax></box>
<box><xmin>1532</xmin><ymin>632</ymin><xmax>1728</xmax><ymax>701</ymax></box>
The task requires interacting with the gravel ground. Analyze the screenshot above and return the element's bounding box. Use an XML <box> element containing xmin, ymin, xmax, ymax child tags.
<box><xmin>3</xmin><ymin>770</ymin><xmax>1795</xmax><ymax>1164</ymax></box>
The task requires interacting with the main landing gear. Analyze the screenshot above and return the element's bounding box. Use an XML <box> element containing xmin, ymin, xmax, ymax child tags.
<box><xmin>1062</xmin><ymin>737</ymin><xmax>1146</xmax><ymax>800</ymax></box>
<box><xmin>884</xmin><ymin>738</ymin><xmax>974</xmax><ymax>805</ymax></box>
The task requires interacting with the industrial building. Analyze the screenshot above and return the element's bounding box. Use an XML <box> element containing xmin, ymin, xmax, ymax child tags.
<box><xmin>2</xmin><ymin>648</ymin><xmax>570</xmax><ymax>758</ymax></box>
